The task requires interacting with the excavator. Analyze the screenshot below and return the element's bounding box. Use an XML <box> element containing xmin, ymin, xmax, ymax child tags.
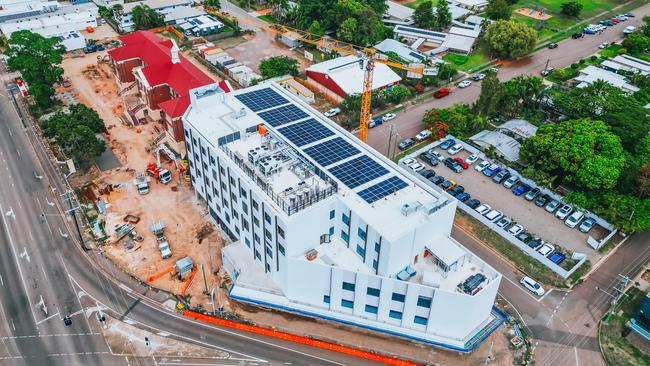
<box><xmin>146</xmin><ymin>144</ymin><xmax>176</xmax><ymax>184</ymax></box>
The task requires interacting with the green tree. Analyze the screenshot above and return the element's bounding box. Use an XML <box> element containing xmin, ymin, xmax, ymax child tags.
<box><xmin>485</xmin><ymin>20</ymin><xmax>537</xmax><ymax>59</ymax></box>
<box><xmin>131</xmin><ymin>5</ymin><xmax>165</xmax><ymax>30</ymax></box>
<box><xmin>423</xmin><ymin>104</ymin><xmax>486</xmax><ymax>139</ymax></box>
<box><xmin>414</xmin><ymin>0</ymin><xmax>435</xmax><ymax>29</ymax></box>
<box><xmin>259</xmin><ymin>56</ymin><xmax>299</xmax><ymax>79</ymax></box>
<box><xmin>472</xmin><ymin>73</ymin><xmax>505</xmax><ymax>117</ymax></box>
<box><xmin>111</xmin><ymin>3</ymin><xmax>124</xmax><ymax>17</ymax></box>
<box><xmin>385</xmin><ymin>85</ymin><xmax>412</xmax><ymax>104</ymax></box>
<box><xmin>520</xmin><ymin>118</ymin><xmax>626</xmax><ymax>190</ymax></box>
<box><xmin>202</xmin><ymin>0</ymin><xmax>220</xmax><ymax>9</ymax></box>
<box><xmin>622</xmin><ymin>32</ymin><xmax>650</xmax><ymax>54</ymax></box>
<box><xmin>267</xmin><ymin>0</ymin><xmax>289</xmax><ymax>18</ymax></box>
<box><xmin>6</xmin><ymin>30</ymin><xmax>65</xmax><ymax>110</ymax></box>
<box><xmin>581</xmin><ymin>191</ymin><xmax>650</xmax><ymax>233</ymax></box>
<box><xmin>306</xmin><ymin>20</ymin><xmax>324</xmax><ymax>35</ymax></box>
<box><xmin>436</xmin><ymin>62</ymin><xmax>457</xmax><ymax>82</ymax></box>
<box><xmin>560</xmin><ymin>1</ymin><xmax>583</xmax><ymax>18</ymax></box>
<box><xmin>337</xmin><ymin>17</ymin><xmax>358</xmax><ymax>43</ymax></box>
<box><xmin>435</xmin><ymin>0</ymin><xmax>452</xmax><ymax>30</ymax></box>
<box><xmin>486</xmin><ymin>0</ymin><xmax>512</xmax><ymax>21</ymax></box>
<box><xmin>40</xmin><ymin>104</ymin><xmax>106</xmax><ymax>167</ymax></box>
<box><xmin>340</xmin><ymin>95</ymin><xmax>362</xmax><ymax>130</ymax></box>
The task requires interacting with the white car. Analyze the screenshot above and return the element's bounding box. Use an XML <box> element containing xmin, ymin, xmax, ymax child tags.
<box><xmin>599</xmin><ymin>42</ymin><xmax>609</xmax><ymax>49</ymax></box>
<box><xmin>537</xmin><ymin>243</ymin><xmax>555</xmax><ymax>257</ymax></box>
<box><xmin>382</xmin><ymin>113</ymin><xmax>396</xmax><ymax>121</ymax></box>
<box><xmin>565</xmin><ymin>211</ymin><xmax>585</xmax><ymax>228</ymax></box>
<box><xmin>484</xmin><ymin>209</ymin><xmax>503</xmax><ymax>222</ymax></box>
<box><xmin>457</xmin><ymin>80</ymin><xmax>472</xmax><ymax>88</ymax></box>
<box><xmin>475</xmin><ymin>204</ymin><xmax>492</xmax><ymax>215</ymax></box>
<box><xmin>448</xmin><ymin>143</ymin><xmax>463</xmax><ymax>155</ymax></box>
<box><xmin>474</xmin><ymin>160</ymin><xmax>490</xmax><ymax>172</ymax></box>
<box><xmin>472</xmin><ymin>73</ymin><xmax>486</xmax><ymax>81</ymax></box>
<box><xmin>465</xmin><ymin>154</ymin><xmax>479</xmax><ymax>164</ymax></box>
<box><xmin>414</xmin><ymin>130</ymin><xmax>432</xmax><ymax>141</ymax></box>
<box><xmin>324</xmin><ymin>108</ymin><xmax>341</xmax><ymax>117</ymax></box>
<box><xmin>409</xmin><ymin>162</ymin><xmax>425</xmax><ymax>172</ymax></box>
<box><xmin>401</xmin><ymin>158</ymin><xmax>416</xmax><ymax>166</ymax></box>
<box><xmin>521</xmin><ymin>276</ymin><xmax>545</xmax><ymax>296</ymax></box>
<box><xmin>555</xmin><ymin>204</ymin><xmax>573</xmax><ymax>220</ymax></box>
<box><xmin>623</xmin><ymin>26</ymin><xmax>636</xmax><ymax>34</ymax></box>
<box><xmin>508</xmin><ymin>224</ymin><xmax>523</xmax><ymax>236</ymax></box>
<box><xmin>428</xmin><ymin>150</ymin><xmax>444</xmax><ymax>161</ymax></box>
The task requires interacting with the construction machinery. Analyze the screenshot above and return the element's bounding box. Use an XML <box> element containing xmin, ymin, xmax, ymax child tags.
<box><xmin>204</xmin><ymin>7</ymin><xmax>429</xmax><ymax>142</ymax></box>
<box><xmin>134</xmin><ymin>173</ymin><xmax>150</xmax><ymax>194</ymax></box>
<box><xmin>151</xmin><ymin>221</ymin><xmax>172</xmax><ymax>259</ymax></box>
<box><xmin>146</xmin><ymin>144</ymin><xmax>177</xmax><ymax>184</ymax></box>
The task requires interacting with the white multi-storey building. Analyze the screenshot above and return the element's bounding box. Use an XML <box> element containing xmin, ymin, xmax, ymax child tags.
<box><xmin>182</xmin><ymin>82</ymin><xmax>503</xmax><ymax>351</ymax></box>
<box><xmin>117</xmin><ymin>0</ymin><xmax>191</xmax><ymax>32</ymax></box>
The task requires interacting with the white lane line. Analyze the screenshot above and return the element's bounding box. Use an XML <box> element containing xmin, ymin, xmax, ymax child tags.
<box><xmin>0</xmin><ymin>274</ymin><xmax>3</xmax><ymax>286</ymax></box>
<box><xmin>0</xmin><ymin>203</ymin><xmax>40</xmax><ymax>326</ymax></box>
<box><xmin>10</xmin><ymin>319</ymin><xmax>15</xmax><ymax>331</ymax></box>
<box><xmin>35</xmin><ymin>312</ymin><xmax>60</xmax><ymax>325</ymax></box>
<box><xmin>574</xmin><ymin>346</ymin><xmax>579</xmax><ymax>366</ymax></box>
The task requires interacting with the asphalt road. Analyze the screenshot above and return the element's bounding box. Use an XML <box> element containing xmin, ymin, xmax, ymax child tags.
<box><xmin>367</xmin><ymin>2</ymin><xmax>650</xmax><ymax>155</ymax></box>
<box><xmin>0</xmin><ymin>74</ymin><xmax>379</xmax><ymax>366</ymax></box>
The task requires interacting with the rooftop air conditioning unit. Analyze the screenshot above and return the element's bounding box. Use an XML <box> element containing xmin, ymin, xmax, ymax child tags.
<box><xmin>400</xmin><ymin>201</ymin><xmax>422</xmax><ymax>216</ymax></box>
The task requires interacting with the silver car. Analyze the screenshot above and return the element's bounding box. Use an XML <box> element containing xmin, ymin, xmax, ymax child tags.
<box><xmin>503</xmin><ymin>175</ymin><xmax>520</xmax><ymax>189</ymax></box>
<box><xmin>545</xmin><ymin>200</ymin><xmax>561</xmax><ymax>213</ymax></box>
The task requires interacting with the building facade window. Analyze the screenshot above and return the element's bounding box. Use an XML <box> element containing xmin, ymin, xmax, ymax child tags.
<box><xmin>389</xmin><ymin>310</ymin><xmax>403</xmax><ymax>320</ymax></box>
<box><xmin>329</xmin><ymin>210</ymin><xmax>335</xmax><ymax>220</ymax></box>
<box><xmin>341</xmin><ymin>299</ymin><xmax>354</xmax><ymax>308</ymax></box>
<box><xmin>323</xmin><ymin>295</ymin><xmax>330</xmax><ymax>304</ymax></box>
<box><xmin>356</xmin><ymin>244</ymin><xmax>365</xmax><ymax>257</ymax></box>
<box><xmin>341</xmin><ymin>231</ymin><xmax>349</xmax><ymax>242</ymax></box>
<box><xmin>417</xmin><ymin>296</ymin><xmax>432</xmax><ymax>308</ymax></box>
<box><xmin>414</xmin><ymin>316</ymin><xmax>428</xmax><ymax>325</ymax></box>
<box><xmin>365</xmin><ymin>305</ymin><xmax>378</xmax><ymax>314</ymax></box>
<box><xmin>375</xmin><ymin>242</ymin><xmax>380</xmax><ymax>252</ymax></box>
<box><xmin>392</xmin><ymin>293</ymin><xmax>406</xmax><ymax>302</ymax></box>
<box><xmin>373</xmin><ymin>259</ymin><xmax>378</xmax><ymax>270</ymax></box>
<box><xmin>329</xmin><ymin>226</ymin><xmax>334</xmax><ymax>236</ymax></box>
<box><xmin>357</xmin><ymin>227</ymin><xmax>366</xmax><ymax>241</ymax></box>
<box><xmin>342</xmin><ymin>213</ymin><xmax>350</xmax><ymax>225</ymax></box>
<box><xmin>278</xmin><ymin>226</ymin><xmax>285</xmax><ymax>239</ymax></box>
<box><xmin>367</xmin><ymin>287</ymin><xmax>380</xmax><ymax>297</ymax></box>
<box><xmin>342</xmin><ymin>282</ymin><xmax>355</xmax><ymax>291</ymax></box>
<box><xmin>264</xmin><ymin>212</ymin><xmax>272</xmax><ymax>225</ymax></box>
<box><xmin>278</xmin><ymin>244</ymin><xmax>285</xmax><ymax>256</ymax></box>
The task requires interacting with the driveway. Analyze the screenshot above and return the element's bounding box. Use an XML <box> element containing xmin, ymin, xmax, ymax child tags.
<box><xmin>366</xmin><ymin>1</ymin><xmax>650</xmax><ymax>156</ymax></box>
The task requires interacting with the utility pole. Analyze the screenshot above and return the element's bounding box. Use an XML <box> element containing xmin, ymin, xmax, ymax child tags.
<box><xmin>387</xmin><ymin>124</ymin><xmax>398</xmax><ymax>160</ymax></box>
<box><xmin>597</xmin><ymin>274</ymin><xmax>631</xmax><ymax>315</ymax></box>
<box><xmin>61</xmin><ymin>191</ymin><xmax>87</xmax><ymax>250</ymax></box>
<box><xmin>201</xmin><ymin>264</ymin><xmax>209</xmax><ymax>295</ymax></box>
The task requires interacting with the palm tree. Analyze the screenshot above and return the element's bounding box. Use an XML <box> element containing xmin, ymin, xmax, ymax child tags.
<box><xmin>111</xmin><ymin>4</ymin><xmax>124</xmax><ymax>18</ymax></box>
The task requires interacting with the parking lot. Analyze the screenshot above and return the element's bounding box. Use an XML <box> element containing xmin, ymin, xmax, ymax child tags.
<box><xmin>401</xmin><ymin>141</ymin><xmax>608</xmax><ymax>264</ymax></box>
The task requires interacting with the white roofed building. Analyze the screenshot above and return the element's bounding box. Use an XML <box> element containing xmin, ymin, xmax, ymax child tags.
<box><xmin>182</xmin><ymin>82</ymin><xmax>503</xmax><ymax>351</ymax></box>
<box><xmin>116</xmin><ymin>0</ymin><xmax>192</xmax><ymax>32</ymax></box>
<box><xmin>373</xmin><ymin>38</ymin><xmax>429</xmax><ymax>63</ymax></box>
<box><xmin>305</xmin><ymin>55</ymin><xmax>402</xmax><ymax>102</ymax></box>
<box><xmin>573</xmin><ymin>65</ymin><xmax>639</xmax><ymax>93</ymax></box>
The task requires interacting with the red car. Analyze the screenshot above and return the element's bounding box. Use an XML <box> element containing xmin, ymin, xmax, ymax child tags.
<box><xmin>610</xmin><ymin>17</ymin><xmax>620</xmax><ymax>23</ymax></box>
<box><xmin>454</xmin><ymin>157</ymin><xmax>469</xmax><ymax>169</ymax></box>
<box><xmin>433</xmin><ymin>88</ymin><xmax>450</xmax><ymax>98</ymax></box>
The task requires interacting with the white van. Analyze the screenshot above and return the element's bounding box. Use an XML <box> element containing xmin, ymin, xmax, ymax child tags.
<box><xmin>565</xmin><ymin>211</ymin><xmax>585</xmax><ymax>228</ymax></box>
<box><xmin>520</xmin><ymin>276</ymin><xmax>545</xmax><ymax>296</ymax></box>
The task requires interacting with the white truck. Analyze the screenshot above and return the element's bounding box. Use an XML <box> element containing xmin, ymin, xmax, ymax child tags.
<box><xmin>158</xmin><ymin>240</ymin><xmax>172</xmax><ymax>259</ymax></box>
<box><xmin>134</xmin><ymin>173</ymin><xmax>150</xmax><ymax>195</ymax></box>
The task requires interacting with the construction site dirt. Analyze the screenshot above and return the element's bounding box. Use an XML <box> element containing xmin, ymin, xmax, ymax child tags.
<box><xmin>60</xmin><ymin>49</ymin><xmax>515</xmax><ymax>366</ymax></box>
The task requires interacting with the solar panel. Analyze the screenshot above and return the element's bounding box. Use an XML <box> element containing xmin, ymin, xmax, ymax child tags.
<box><xmin>358</xmin><ymin>176</ymin><xmax>409</xmax><ymax>203</ymax></box>
<box><xmin>278</xmin><ymin>118</ymin><xmax>334</xmax><ymax>147</ymax></box>
<box><xmin>235</xmin><ymin>88</ymin><xmax>288</xmax><ymax>112</ymax></box>
<box><xmin>304</xmin><ymin>137</ymin><xmax>360</xmax><ymax>167</ymax></box>
<box><xmin>258</xmin><ymin>104</ymin><xmax>309</xmax><ymax>127</ymax></box>
<box><xmin>329</xmin><ymin>156</ymin><xmax>388</xmax><ymax>189</ymax></box>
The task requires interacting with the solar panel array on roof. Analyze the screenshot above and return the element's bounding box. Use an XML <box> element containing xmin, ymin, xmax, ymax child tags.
<box><xmin>396</xmin><ymin>26</ymin><xmax>446</xmax><ymax>38</ymax></box>
<box><xmin>329</xmin><ymin>156</ymin><xmax>388</xmax><ymax>189</ymax></box>
<box><xmin>278</xmin><ymin>119</ymin><xmax>334</xmax><ymax>147</ymax></box>
<box><xmin>358</xmin><ymin>176</ymin><xmax>409</xmax><ymax>203</ymax></box>
<box><xmin>235</xmin><ymin>88</ymin><xmax>288</xmax><ymax>112</ymax></box>
<box><xmin>304</xmin><ymin>137</ymin><xmax>360</xmax><ymax>167</ymax></box>
<box><xmin>258</xmin><ymin>104</ymin><xmax>309</xmax><ymax>127</ymax></box>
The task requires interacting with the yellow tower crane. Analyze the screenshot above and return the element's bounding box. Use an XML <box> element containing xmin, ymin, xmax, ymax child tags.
<box><xmin>205</xmin><ymin>7</ymin><xmax>426</xmax><ymax>142</ymax></box>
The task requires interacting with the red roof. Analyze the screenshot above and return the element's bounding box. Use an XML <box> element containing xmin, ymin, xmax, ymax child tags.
<box><xmin>108</xmin><ymin>31</ymin><xmax>225</xmax><ymax>118</ymax></box>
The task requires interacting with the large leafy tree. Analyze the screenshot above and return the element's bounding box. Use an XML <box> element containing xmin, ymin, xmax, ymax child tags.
<box><xmin>485</xmin><ymin>20</ymin><xmax>537</xmax><ymax>58</ymax></box>
<box><xmin>622</xmin><ymin>32</ymin><xmax>650</xmax><ymax>54</ymax></box>
<box><xmin>435</xmin><ymin>0</ymin><xmax>452</xmax><ymax>30</ymax></box>
<box><xmin>473</xmin><ymin>74</ymin><xmax>546</xmax><ymax>118</ymax></box>
<box><xmin>259</xmin><ymin>56</ymin><xmax>299</xmax><ymax>79</ymax></box>
<box><xmin>486</xmin><ymin>0</ymin><xmax>511</xmax><ymax>21</ymax></box>
<box><xmin>6</xmin><ymin>30</ymin><xmax>65</xmax><ymax>110</ymax></box>
<box><xmin>131</xmin><ymin>5</ymin><xmax>165</xmax><ymax>30</ymax></box>
<box><xmin>422</xmin><ymin>104</ymin><xmax>486</xmax><ymax>139</ymax></box>
<box><xmin>520</xmin><ymin>118</ymin><xmax>626</xmax><ymax>190</ymax></box>
<box><xmin>414</xmin><ymin>0</ymin><xmax>435</xmax><ymax>29</ymax></box>
<box><xmin>40</xmin><ymin>104</ymin><xmax>106</xmax><ymax>167</ymax></box>
<box><xmin>560</xmin><ymin>1</ymin><xmax>583</xmax><ymax>18</ymax></box>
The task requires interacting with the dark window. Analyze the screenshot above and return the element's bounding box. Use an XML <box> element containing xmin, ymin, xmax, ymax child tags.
<box><xmin>231</xmin><ymin>192</ymin><xmax>238</xmax><ymax>203</ymax></box>
<box><xmin>323</xmin><ymin>295</ymin><xmax>330</xmax><ymax>304</ymax></box>
<box><xmin>192</xmin><ymin>137</ymin><xmax>197</xmax><ymax>146</ymax></box>
<box><xmin>357</xmin><ymin>227</ymin><xmax>366</xmax><ymax>241</ymax></box>
<box><xmin>265</xmin><ymin>247</ymin><xmax>273</xmax><ymax>258</ymax></box>
<box><xmin>341</xmin><ymin>231</ymin><xmax>349</xmax><ymax>241</ymax></box>
<box><xmin>254</xmin><ymin>250</ymin><xmax>261</xmax><ymax>260</ymax></box>
<box><xmin>220</xmin><ymin>166</ymin><xmax>225</xmax><ymax>175</ymax></box>
<box><xmin>245</xmin><ymin>237</ymin><xmax>251</xmax><ymax>247</ymax></box>
<box><xmin>365</xmin><ymin>305</ymin><xmax>378</xmax><ymax>314</ymax></box>
<box><xmin>252</xmin><ymin>200</ymin><xmax>259</xmax><ymax>211</ymax></box>
<box><xmin>417</xmin><ymin>296</ymin><xmax>432</xmax><ymax>308</ymax></box>
<box><xmin>210</xmin><ymin>156</ymin><xmax>215</xmax><ymax>165</ymax></box>
<box><xmin>329</xmin><ymin>226</ymin><xmax>334</xmax><ymax>236</ymax></box>
<box><xmin>240</xmin><ymin>187</ymin><xmax>247</xmax><ymax>198</ymax></box>
<box><xmin>224</xmin><ymin>213</ymin><xmax>230</xmax><ymax>223</ymax></box>
<box><xmin>356</xmin><ymin>244</ymin><xmax>365</xmax><ymax>257</ymax></box>
<box><xmin>278</xmin><ymin>226</ymin><xmax>285</xmax><ymax>239</ymax></box>
<box><xmin>373</xmin><ymin>259</ymin><xmax>378</xmax><ymax>270</ymax></box>
<box><xmin>264</xmin><ymin>229</ymin><xmax>272</xmax><ymax>240</ymax></box>
<box><xmin>392</xmin><ymin>293</ymin><xmax>406</xmax><ymax>302</ymax></box>
<box><xmin>242</xmin><ymin>219</ymin><xmax>249</xmax><ymax>231</ymax></box>
<box><xmin>242</xmin><ymin>202</ymin><xmax>248</xmax><ymax>213</ymax></box>
<box><xmin>342</xmin><ymin>282</ymin><xmax>355</xmax><ymax>291</ymax></box>
<box><xmin>389</xmin><ymin>310</ymin><xmax>402</xmax><ymax>320</ymax></box>
<box><xmin>253</xmin><ymin>216</ymin><xmax>260</xmax><ymax>227</ymax></box>
<box><xmin>212</xmin><ymin>169</ymin><xmax>218</xmax><ymax>181</ymax></box>
<box><xmin>230</xmin><ymin>176</ymin><xmax>236</xmax><ymax>186</ymax></box>
<box><xmin>201</xmin><ymin>147</ymin><xmax>206</xmax><ymax>155</ymax></box>
<box><xmin>264</xmin><ymin>212</ymin><xmax>271</xmax><ymax>225</ymax></box>
<box><xmin>341</xmin><ymin>299</ymin><xmax>354</xmax><ymax>308</ymax></box>
<box><xmin>278</xmin><ymin>243</ymin><xmax>285</xmax><ymax>256</ymax></box>
<box><xmin>342</xmin><ymin>213</ymin><xmax>350</xmax><ymax>225</ymax></box>
<box><xmin>329</xmin><ymin>210</ymin><xmax>335</xmax><ymax>220</ymax></box>
<box><xmin>254</xmin><ymin>233</ymin><xmax>260</xmax><ymax>243</ymax></box>
<box><xmin>414</xmin><ymin>316</ymin><xmax>428</xmax><ymax>325</ymax></box>
<box><xmin>367</xmin><ymin>287</ymin><xmax>380</xmax><ymax>297</ymax></box>
<box><xmin>232</xmin><ymin>211</ymin><xmax>239</xmax><ymax>219</ymax></box>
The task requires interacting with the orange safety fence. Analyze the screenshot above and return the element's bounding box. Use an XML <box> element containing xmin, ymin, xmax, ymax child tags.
<box><xmin>180</xmin><ymin>267</ymin><xmax>198</xmax><ymax>296</ymax></box>
<box><xmin>146</xmin><ymin>266</ymin><xmax>174</xmax><ymax>283</ymax></box>
<box><xmin>183</xmin><ymin>310</ymin><xmax>422</xmax><ymax>366</ymax></box>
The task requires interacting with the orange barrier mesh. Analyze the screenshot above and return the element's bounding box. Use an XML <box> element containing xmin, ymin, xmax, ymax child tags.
<box><xmin>183</xmin><ymin>310</ymin><xmax>421</xmax><ymax>366</ymax></box>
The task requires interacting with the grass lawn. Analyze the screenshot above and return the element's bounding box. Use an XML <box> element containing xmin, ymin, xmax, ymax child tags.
<box><xmin>442</xmin><ymin>40</ymin><xmax>491</xmax><ymax>72</ymax></box>
<box><xmin>518</xmin><ymin>0</ymin><xmax>617</xmax><ymax>18</ymax></box>
<box><xmin>546</xmin><ymin>55</ymin><xmax>602</xmax><ymax>83</ymax></box>
<box><xmin>600</xmin><ymin>286</ymin><xmax>650</xmax><ymax>366</ymax></box>
<box><xmin>599</xmin><ymin>44</ymin><xmax>624</xmax><ymax>58</ymax></box>
<box><xmin>405</xmin><ymin>0</ymin><xmax>430</xmax><ymax>9</ymax></box>
<box><xmin>257</xmin><ymin>14</ymin><xmax>278</xmax><ymax>23</ymax></box>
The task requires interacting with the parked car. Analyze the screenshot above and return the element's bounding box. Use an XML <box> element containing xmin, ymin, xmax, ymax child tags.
<box><xmin>441</xmin><ymin>180</ymin><xmax>457</xmax><ymax>191</ymax></box>
<box><xmin>503</xmin><ymin>175</ymin><xmax>520</xmax><ymax>189</ymax></box>
<box><xmin>547</xmin><ymin>43</ymin><xmax>558</xmax><ymax>49</ymax></box>
<box><xmin>475</xmin><ymin>160</ymin><xmax>490</xmax><ymax>172</ymax></box>
<box><xmin>535</xmin><ymin>194</ymin><xmax>551</xmax><ymax>207</ymax></box>
<box><xmin>465</xmin><ymin>199</ymin><xmax>481</xmax><ymax>209</ymax></box>
<box><xmin>524</xmin><ymin>187</ymin><xmax>541</xmax><ymax>201</ymax></box>
<box><xmin>408</xmin><ymin>162</ymin><xmax>425</xmax><ymax>172</ymax></box>
<box><xmin>402</xmin><ymin>158</ymin><xmax>416</xmax><ymax>166</ymax></box>
<box><xmin>382</xmin><ymin>113</ymin><xmax>396</xmax><ymax>121</ymax></box>
<box><xmin>537</xmin><ymin>243</ymin><xmax>555</xmax><ymax>257</ymax></box>
<box><xmin>624</xmin><ymin>13</ymin><xmax>635</xmax><ymax>17</ymax></box>
<box><xmin>540</xmin><ymin>67</ymin><xmax>555</xmax><ymax>77</ymax></box>
<box><xmin>603</xmin><ymin>20</ymin><xmax>616</xmax><ymax>26</ymax></box>
<box><xmin>484</xmin><ymin>209</ymin><xmax>503</xmax><ymax>222</ymax></box>
<box><xmin>475</xmin><ymin>204</ymin><xmax>492</xmax><ymax>215</ymax></box>
<box><xmin>465</xmin><ymin>154</ymin><xmax>479</xmax><ymax>164</ymax></box>
<box><xmin>448</xmin><ymin>185</ymin><xmax>465</xmax><ymax>197</ymax></box>
<box><xmin>456</xmin><ymin>192</ymin><xmax>471</xmax><ymax>202</ymax></box>
<box><xmin>444</xmin><ymin>157</ymin><xmax>456</xmax><ymax>168</ymax></box>
<box><xmin>565</xmin><ymin>211</ymin><xmax>585</xmax><ymax>228</ymax></box>
<box><xmin>508</xmin><ymin>224</ymin><xmax>524</xmax><ymax>236</ymax></box>
<box><xmin>571</xmin><ymin>32</ymin><xmax>584</xmax><ymax>39</ymax></box>
<box><xmin>512</xmin><ymin>184</ymin><xmax>531</xmax><ymax>196</ymax></box>
<box><xmin>545</xmin><ymin>200</ymin><xmax>561</xmax><ymax>213</ymax></box>
<box><xmin>549</xmin><ymin>252</ymin><xmax>566</xmax><ymax>265</ymax></box>
<box><xmin>623</xmin><ymin>25</ymin><xmax>636</xmax><ymax>34</ymax></box>
<box><xmin>398</xmin><ymin>138</ymin><xmax>415</xmax><ymax>150</ymax></box>
<box><xmin>439</xmin><ymin>138</ymin><xmax>456</xmax><ymax>150</ymax></box>
<box><xmin>496</xmin><ymin>216</ymin><xmax>512</xmax><ymax>228</ymax></box>
<box><xmin>324</xmin><ymin>108</ymin><xmax>341</xmax><ymax>117</ymax></box>
<box><xmin>448</xmin><ymin>143</ymin><xmax>463</xmax><ymax>155</ymax></box>
<box><xmin>472</xmin><ymin>73</ymin><xmax>486</xmax><ymax>81</ymax></box>
<box><xmin>616</xmin><ymin>15</ymin><xmax>628</xmax><ymax>21</ymax></box>
<box><xmin>428</xmin><ymin>150</ymin><xmax>444</xmax><ymax>161</ymax></box>
<box><xmin>528</xmin><ymin>237</ymin><xmax>544</xmax><ymax>249</ymax></box>
<box><xmin>482</xmin><ymin>163</ymin><xmax>502</xmax><ymax>177</ymax></box>
<box><xmin>488</xmin><ymin>67</ymin><xmax>500</xmax><ymax>73</ymax></box>
<box><xmin>492</xmin><ymin>170</ymin><xmax>511</xmax><ymax>184</ymax></box>
<box><xmin>517</xmin><ymin>232</ymin><xmax>533</xmax><ymax>244</ymax></box>
<box><xmin>433</xmin><ymin>88</ymin><xmax>450</xmax><ymax>98</ymax></box>
<box><xmin>579</xmin><ymin>217</ymin><xmax>597</xmax><ymax>233</ymax></box>
<box><xmin>454</xmin><ymin>157</ymin><xmax>469</xmax><ymax>169</ymax></box>
<box><xmin>521</xmin><ymin>276</ymin><xmax>545</xmax><ymax>296</ymax></box>
<box><xmin>599</xmin><ymin>42</ymin><xmax>609</xmax><ymax>49</ymax></box>
<box><xmin>555</xmin><ymin>204</ymin><xmax>573</xmax><ymax>220</ymax></box>
<box><xmin>610</xmin><ymin>17</ymin><xmax>620</xmax><ymax>23</ymax></box>
<box><xmin>420</xmin><ymin>169</ymin><xmax>435</xmax><ymax>179</ymax></box>
<box><xmin>430</xmin><ymin>176</ymin><xmax>445</xmax><ymax>185</ymax></box>
<box><xmin>368</xmin><ymin>118</ymin><xmax>383</xmax><ymax>128</ymax></box>
<box><xmin>458</xmin><ymin>80</ymin><xmax>472</xmax><ymax>88</ymax></box>
<box><xmin>420</xmin><ymin>154</ymin><xmax>439</xmax><ymax>166</ymax></box>
<box><xmin>415</xmin><ymin>130</ymin><xmax>432</xmax><ymax>141</ymax></box>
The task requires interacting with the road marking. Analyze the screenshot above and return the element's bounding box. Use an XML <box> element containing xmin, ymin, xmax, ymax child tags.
<box><xmin>35</xmin><ymin>312</ymin><xmax>60</xmax><ymax>325</ymax></box>
<box><xmin>10</xmin><ymin>318</ymin><xmax>15</xmax><ymax>331</ymax></box>
<box><xmin>19</xmin><ymin>247</ymin><xmax>30</xmax><ymax>263</ymax></box>
<box><xmin>15</xmin><ymin>149</ymin><xmax>20</xmax><ymax>158</ymax></box>
<box><xmin>119</xmin><ymin>283</ymin><xmax>133</xmax><ymax>294</ymax></box>
<box><xmin>0</xmin><ymin>274</ymin><xmax>3</xmax><ymax>286</ymax></box>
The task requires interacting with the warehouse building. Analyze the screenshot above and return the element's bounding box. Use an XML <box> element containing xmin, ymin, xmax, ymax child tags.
<box><xmin>182</xmin><ymin>82</ymin><xmax>503</xmax><ymax>351</ymax></box>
